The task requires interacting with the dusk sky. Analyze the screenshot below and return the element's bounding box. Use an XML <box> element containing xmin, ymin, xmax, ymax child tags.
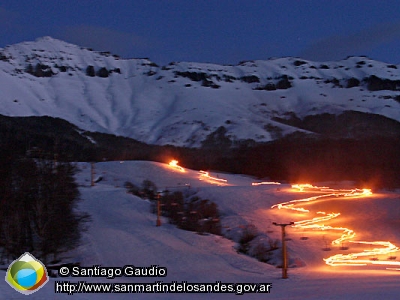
<box><xmin>1</xmin><ymin>0</ymin><xmax>400</xmax><ymax>66</ymax></box>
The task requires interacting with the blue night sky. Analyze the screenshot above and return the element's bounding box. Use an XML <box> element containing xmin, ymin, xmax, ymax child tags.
<box><xmin>1</xmin><ymin>0</ymin><xmax>400</xmax><ymax>66</ymax></box>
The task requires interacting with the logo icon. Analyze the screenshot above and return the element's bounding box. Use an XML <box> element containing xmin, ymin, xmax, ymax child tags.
<box><xmin>5</xmin><ymin>252</ymin><xmax>49</xmax><ymax>295</ymax></box>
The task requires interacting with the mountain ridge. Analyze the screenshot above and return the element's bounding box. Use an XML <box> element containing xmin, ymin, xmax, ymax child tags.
<box><xmin>1</xmin><ymin>37</ymin><xmax>399</xmax><ymax>147</ymax></box>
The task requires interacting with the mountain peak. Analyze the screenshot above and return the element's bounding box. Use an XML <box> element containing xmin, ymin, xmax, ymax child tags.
<box><xmin>4</xmin><ymin>36</ymin><xmax>77</xmax><ymax>51</ymax></box>
<box><xmin>35</xmin><ymin>36</ymin><xmax>63</xmax><ymax>42</ymax></box>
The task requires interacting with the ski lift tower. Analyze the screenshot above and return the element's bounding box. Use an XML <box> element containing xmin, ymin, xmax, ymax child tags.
<box><xmin>273</xmin><ymin>221</ymin><xmax>294</xmax><ymax>279</ymax></box>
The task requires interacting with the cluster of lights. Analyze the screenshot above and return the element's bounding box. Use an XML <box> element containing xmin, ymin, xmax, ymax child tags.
<box><xmin>272</xmin><ymin>184</ymin><xmax>400</xmax><ymax>269</ymax></box>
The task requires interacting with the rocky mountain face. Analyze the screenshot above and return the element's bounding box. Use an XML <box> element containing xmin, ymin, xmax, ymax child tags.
<box><xmin>1</xmin><ymin>37</ymin><xmax>399</xmax><ymax>147</ymax></box>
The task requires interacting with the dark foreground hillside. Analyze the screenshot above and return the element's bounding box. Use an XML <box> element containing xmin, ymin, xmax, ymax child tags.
<box><xmin>1</xmin><ymin>114</ymin><xmax>399</xmax><ymax>189</ymax></box>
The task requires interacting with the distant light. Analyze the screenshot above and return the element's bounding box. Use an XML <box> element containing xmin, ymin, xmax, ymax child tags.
<box><xmin>251</xmin><ymin>181</ymin><xmax>281</xmax><ymax>186</ymax></box>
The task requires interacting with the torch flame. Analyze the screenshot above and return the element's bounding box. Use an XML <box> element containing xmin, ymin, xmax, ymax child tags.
<box><xmin>168</xmin><ymin>160</ymin><xmax>185</xmax><ymax>172</ymax></box>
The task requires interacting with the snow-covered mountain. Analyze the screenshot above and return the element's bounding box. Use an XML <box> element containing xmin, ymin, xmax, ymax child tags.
<box><xmin>1</xmin><ymin>37</ymin><xmax>399</xmax><ymax>147</ymax></box>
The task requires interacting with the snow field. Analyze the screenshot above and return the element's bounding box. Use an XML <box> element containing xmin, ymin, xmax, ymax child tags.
<box><xmin>1</xmin><ymin>160</ymin><xmax>399</xmax><ymax>299</ymax></box>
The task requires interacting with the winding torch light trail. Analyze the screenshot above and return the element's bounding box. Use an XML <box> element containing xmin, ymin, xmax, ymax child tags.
<box><xmin>271</xmin><ymin>184</ymin><xmax>400</xmax><ymax>269</ymax></box>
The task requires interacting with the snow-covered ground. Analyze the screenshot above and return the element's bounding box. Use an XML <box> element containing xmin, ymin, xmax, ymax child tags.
<box><xmin>1</xmin><ymin>160</ymin><xmax>399</xmax><ymax>299</ymax></box>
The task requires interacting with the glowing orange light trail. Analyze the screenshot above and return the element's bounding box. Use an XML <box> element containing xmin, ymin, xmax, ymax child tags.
<box><xmin>168</xmin><ymin>160</ymin><xmax>185</xmax><ymax>172</ymax></box>
<box><xmin>252</xmin><ymin>181</ymin><xmax>281</xmax><ymax>186</ymax></box>
<box><xmin>199</xmin><ymin>170</ymin><xmax>228</xmax><ymax>185</ymax></box>
<box><xmin>271</xmin><ymin>184</ymin><xmax>400</xmax><ymax>269</ymax></box>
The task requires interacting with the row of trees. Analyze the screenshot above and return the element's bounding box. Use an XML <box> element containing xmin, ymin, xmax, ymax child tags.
<box><xmin>0</xmin><ymin>151</ymin><xmax>89</xmax><ymax>264</ymax></box>
<box><xmin>123</xmin><ymin>180</ymin><xmax>280</xmax><ymax>263</ymax></box>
